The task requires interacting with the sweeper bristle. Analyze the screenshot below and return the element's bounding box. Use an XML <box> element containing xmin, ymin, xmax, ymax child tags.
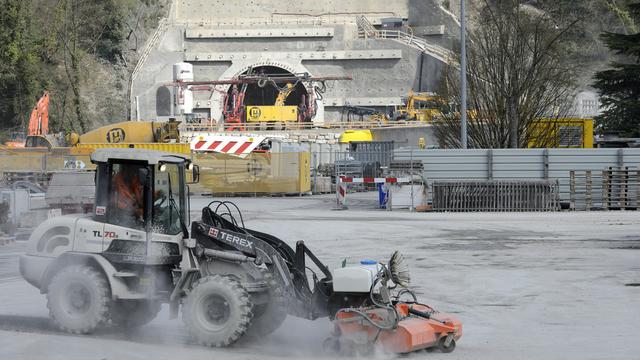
<box><xmin>389</xmin><ymin>250</ymin><xmax>411</xmax><ymax>287</ymax></box>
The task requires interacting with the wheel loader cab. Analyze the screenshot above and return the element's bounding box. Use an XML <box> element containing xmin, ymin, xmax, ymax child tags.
<box><xmin>90</xmin><ymin>149</ymin><xmax>192</xmax><ymax>265</ymax></box>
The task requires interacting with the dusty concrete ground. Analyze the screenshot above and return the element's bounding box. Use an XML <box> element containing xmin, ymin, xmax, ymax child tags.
<box><xmin>0</xmin><ymin>193</ymin><xmax>638</xmax><ymax>360</ymax></box>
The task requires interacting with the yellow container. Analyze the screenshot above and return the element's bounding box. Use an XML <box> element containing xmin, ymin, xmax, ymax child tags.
<box><xmin>0</xmin><ymin>147</ymin><xmax>93</xmax><ymax>173</ymax></box>
<box><xmin>246</xmin><ymin>106</ymin><xmax>298</xmax><ymax>122</ymax></box>
<box><xmin>528</xmin><ymin>118</ymin><xmax>594</xmax><ymax>148</ymax></box>
<box><xmin>192</xmin><ymin>152</ymin><xmax>310</xmax><ymax>195</ymax></box>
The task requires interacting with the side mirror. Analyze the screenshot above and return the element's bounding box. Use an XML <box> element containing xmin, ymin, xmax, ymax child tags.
<box><xmin>188</xmin><ymin>164</ymin><xmax>200</xmax><ymax>184</ymax></box>
<box><xmin>137</xmin><ymin>167</ymin><xmax>150</xmax><ymax>187</ymax></box>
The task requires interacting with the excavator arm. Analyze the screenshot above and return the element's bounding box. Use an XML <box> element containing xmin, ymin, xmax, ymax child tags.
<box><xmin>27</xmin><ymin>91</ymin><xmax>49</xmax><ymax>136</ymax></box>
<box><xmin>274</xmin><ymin>83</ymin><xmax>295</xmax><ymax>106</ymax></box>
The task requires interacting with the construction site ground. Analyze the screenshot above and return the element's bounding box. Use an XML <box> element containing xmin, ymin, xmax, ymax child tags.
<box><xmin>0</xmin><ymin>193</ymin><xmax>638</xmax><ymax>359</ymax></box>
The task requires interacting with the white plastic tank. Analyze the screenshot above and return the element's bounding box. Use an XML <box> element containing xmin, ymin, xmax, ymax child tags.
<box><xmin>332</xmin><ymin>260</ymin><xmax>382</xmax><ymax>293</ymax></box>
<box><xmin>173</xmin><ymin>62</ymin><xmax>193</xmax><ymax>82</ymax></box>
<box><xmin>173</xmin><ymin>62</ymin><xmax>194</xmax><ymax>114</ymax></box>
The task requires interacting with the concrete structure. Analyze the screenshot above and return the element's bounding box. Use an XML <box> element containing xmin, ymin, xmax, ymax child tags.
<box><xmin>131</xmin><ymin>0</ymin><xmax>459</xmax><ymax>128</ymax></box>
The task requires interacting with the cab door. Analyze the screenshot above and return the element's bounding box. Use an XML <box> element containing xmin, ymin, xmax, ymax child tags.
<box><xmin>102</xmin><ymin>222</ymin><xmax>146</xmax><ymax>252</ymax></box>
<box><xmin>101</xmin><ymin>161</ymin><xmax>149</xmax><ymax>253</ymax></box>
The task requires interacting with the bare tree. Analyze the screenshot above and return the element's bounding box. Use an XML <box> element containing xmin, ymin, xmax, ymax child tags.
<box><xmin>434</xmin><ymin>0</ymin><xmax>582</xmax><ymax>149</ymax></box>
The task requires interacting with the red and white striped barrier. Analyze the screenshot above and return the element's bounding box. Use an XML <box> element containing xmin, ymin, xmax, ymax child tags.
<box><xmin>336</xmin><ymin>180</ymin><xmax>347</xmax><ymax>209</ymax></box>
<box><xmin>190</xmin><ymin>135</ymin><xmax>266</xmax><ymax>158</ymax></box>
<box><xmin>338</xmin><ymin>176</ymin><xmax>411</xmax><ymax>184</ymax></box>
<box><xmin>336</xmin><ymin>176</ymin><xmax>411</xmax><ymax>209</ymax></box>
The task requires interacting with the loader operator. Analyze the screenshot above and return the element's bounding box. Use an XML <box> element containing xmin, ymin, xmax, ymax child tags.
<box><xmin>112</xmin><ymin>165</ymin><xmax>144</xmax><ymax>227</ymax></box>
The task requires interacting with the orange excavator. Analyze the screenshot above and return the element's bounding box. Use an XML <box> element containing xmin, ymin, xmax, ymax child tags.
<box><xmin>2</xmin><ymin>91</ymin><xmax>50</xmax><ymax>148</ymax></box>
<box><xmin>23</xmin><ymin>91</ymin><xmax>63</xmax><ymax>148</ymax></box>
<box><xmin>28</xmin><ymin>91</ymin><xmax>50</xmax><ymax>137</ymax></box>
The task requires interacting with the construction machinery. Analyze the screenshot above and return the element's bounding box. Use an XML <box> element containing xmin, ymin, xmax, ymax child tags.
<box><xmin>394</xmin><ymin>91</ymin><xmax>449</xmax><ymax>122</ymax></box>
<box><xmin>341</xmin><ymin>105</ymin><xmax>390</xmax><ymax>125</ymax></box>
<box><xmin>23</xmin><ymin>91</ymin><xmax>68</xmax><ymax>148</ymax></box>
<box><xmin>19</xmin><ymin>148</ymin><xmax>461</xmax><ymax>353</ymax></box>
<box><xmin>223</xmin><ymin>84</ymin><xmax>247</xmax><ymax>131</ymax></box>
<box><xmin>246</xmin><ymin>82</ymin><xmax>298</xmax><ymax>130</ymax></box>
<box><xmin>66</xmin><ymin>119</ymin><xmax>181</xmax><ymax>146</ymax></box>
<box><xmin>173</xmin><ymin>72</ymin><xmax>351</xmax><ymax>130</ymax></box>
<box><xmin>12</xmin><ymin>90</ymin><xmax>180</xmax><ymax>149</ymax></box>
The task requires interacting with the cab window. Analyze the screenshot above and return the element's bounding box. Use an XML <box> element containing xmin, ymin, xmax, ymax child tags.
<box><xmin>152</xmin><ymin>163</ymin><xmax>182</xmax><ymax>235</ymax></box>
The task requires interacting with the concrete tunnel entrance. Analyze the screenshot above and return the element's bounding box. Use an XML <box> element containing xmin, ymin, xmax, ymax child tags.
<box><xmin>225</xmin><ymin>65</ymin><xmax>310</xmax><ymax>121</ymax></box>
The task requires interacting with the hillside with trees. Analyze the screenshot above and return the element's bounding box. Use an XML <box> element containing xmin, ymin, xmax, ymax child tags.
<box><xmin>0</xmin><ymin>0</ymin><xmax>168</xmax><ymax>142</ymax></box>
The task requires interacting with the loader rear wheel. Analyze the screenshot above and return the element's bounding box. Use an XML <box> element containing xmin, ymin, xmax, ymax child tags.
<box><xmin>246</xmin><ymin>269</ymin><xmax>287</xmax><ymax>337</ymax></box>
<box><xmin>111</xmin><ymin>300</ymin><xmax>161</xmax><ymax>328</ymax></box>
<box><xmin>183</xmin><ymin>275</ymin><xmax>253</xmax><ymax>347</ymax></box>
<box><xmin>47</xmin><ymin>265</ymin><xmax>111</xmax><ymax>334</ymax></box>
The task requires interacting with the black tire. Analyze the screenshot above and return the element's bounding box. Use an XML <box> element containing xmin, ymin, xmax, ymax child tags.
<box><xmin>46</xmin><ymin>265</ymin><xmax>111</xmax><ymax>334</ymax></box>
<box><xmin>183</xmin><ymin>275</ymin><xmax>253</xmax><ymax>347</ymax></box>
<box><xmin>437</xmin><ymin>336</ymin><xmax>456</xmax><ymax>353</ymax></box>
<box><xmin>322</xmin><ymin>336</ymin><xmax>341</xmax><ymax>354</ymax></box>
<box><xmin>111</xmin><ymin>300</ymin><xmax>161</xmax><ymax>328</ymax></box>
<box><xmin>246</xmin><ymin>270</ymin><xmax>287</xmax><ymax>337</ymax></box>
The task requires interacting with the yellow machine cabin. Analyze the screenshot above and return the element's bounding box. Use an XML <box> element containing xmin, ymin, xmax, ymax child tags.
<box><xmin>245</xmin><ymin>83</ymin><xmax>298</xmax><ymax>123</ymax></box>
<box><xmin>527</xmin><ymin>118</ymin><xmax>594</xmax><ymax>148</ymax></box>
<box><xmin>246</xmin><ymin>106</ymin><xmax>298</xmax><ymax>123</ymax></box>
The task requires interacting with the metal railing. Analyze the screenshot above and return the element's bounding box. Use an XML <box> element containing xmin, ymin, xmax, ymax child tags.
<box><xmin>131</xmin><ymin>17</ymin><xmax>169</xmax><ymax>83</ymax></box>
<box><xmin>180</xmin><ymin>119</ymin><xmax>430</xmax><ymax>133</ymax></box>
<box><xmin>356</xmin><ymin>15</ymin><xmax>455</xmax><ymax>64</ymax></box>
<box><xmin>432</xmin><ymin>180</ymin><xmax>560</xmax><ymax>212</ymax></box>
<box><xmin>129</xmin><ymin>17</ymin><xmax>169</xmax><ymax>118</ymax></box>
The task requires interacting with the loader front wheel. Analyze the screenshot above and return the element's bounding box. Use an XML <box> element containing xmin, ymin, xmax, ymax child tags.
<box><xmin>47</xmin><ymin>265</ymin><xmax>111</xmax><ymax>334</ymax></box>
<box><xmin>183</xmin><ymin>275</ymin><xmax>253</xmax><ymax>347</ymax></box>
<box><xmin>246</xmin><ymin>269</ymin><xmax>287</xmax><ymax>337</ymax></box>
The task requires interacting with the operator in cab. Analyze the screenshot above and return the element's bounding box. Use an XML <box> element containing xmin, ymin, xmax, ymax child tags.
<box><xmin>111</xmin><ymin>165</ymin><xmax>144</xmax><ymax>227</ymax></box>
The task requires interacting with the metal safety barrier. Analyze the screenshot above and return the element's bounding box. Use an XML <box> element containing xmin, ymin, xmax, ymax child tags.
<box><xmin>432</xmin><ymin>180</ymin><xmax>560</xmax><ymax>212</ymax></box>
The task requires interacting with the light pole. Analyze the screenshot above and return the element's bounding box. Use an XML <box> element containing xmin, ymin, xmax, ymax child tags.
<box><xmin>460</xmin><ymin>0</ymin><xmax>468</xmax><ymax>149</ymax></box>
